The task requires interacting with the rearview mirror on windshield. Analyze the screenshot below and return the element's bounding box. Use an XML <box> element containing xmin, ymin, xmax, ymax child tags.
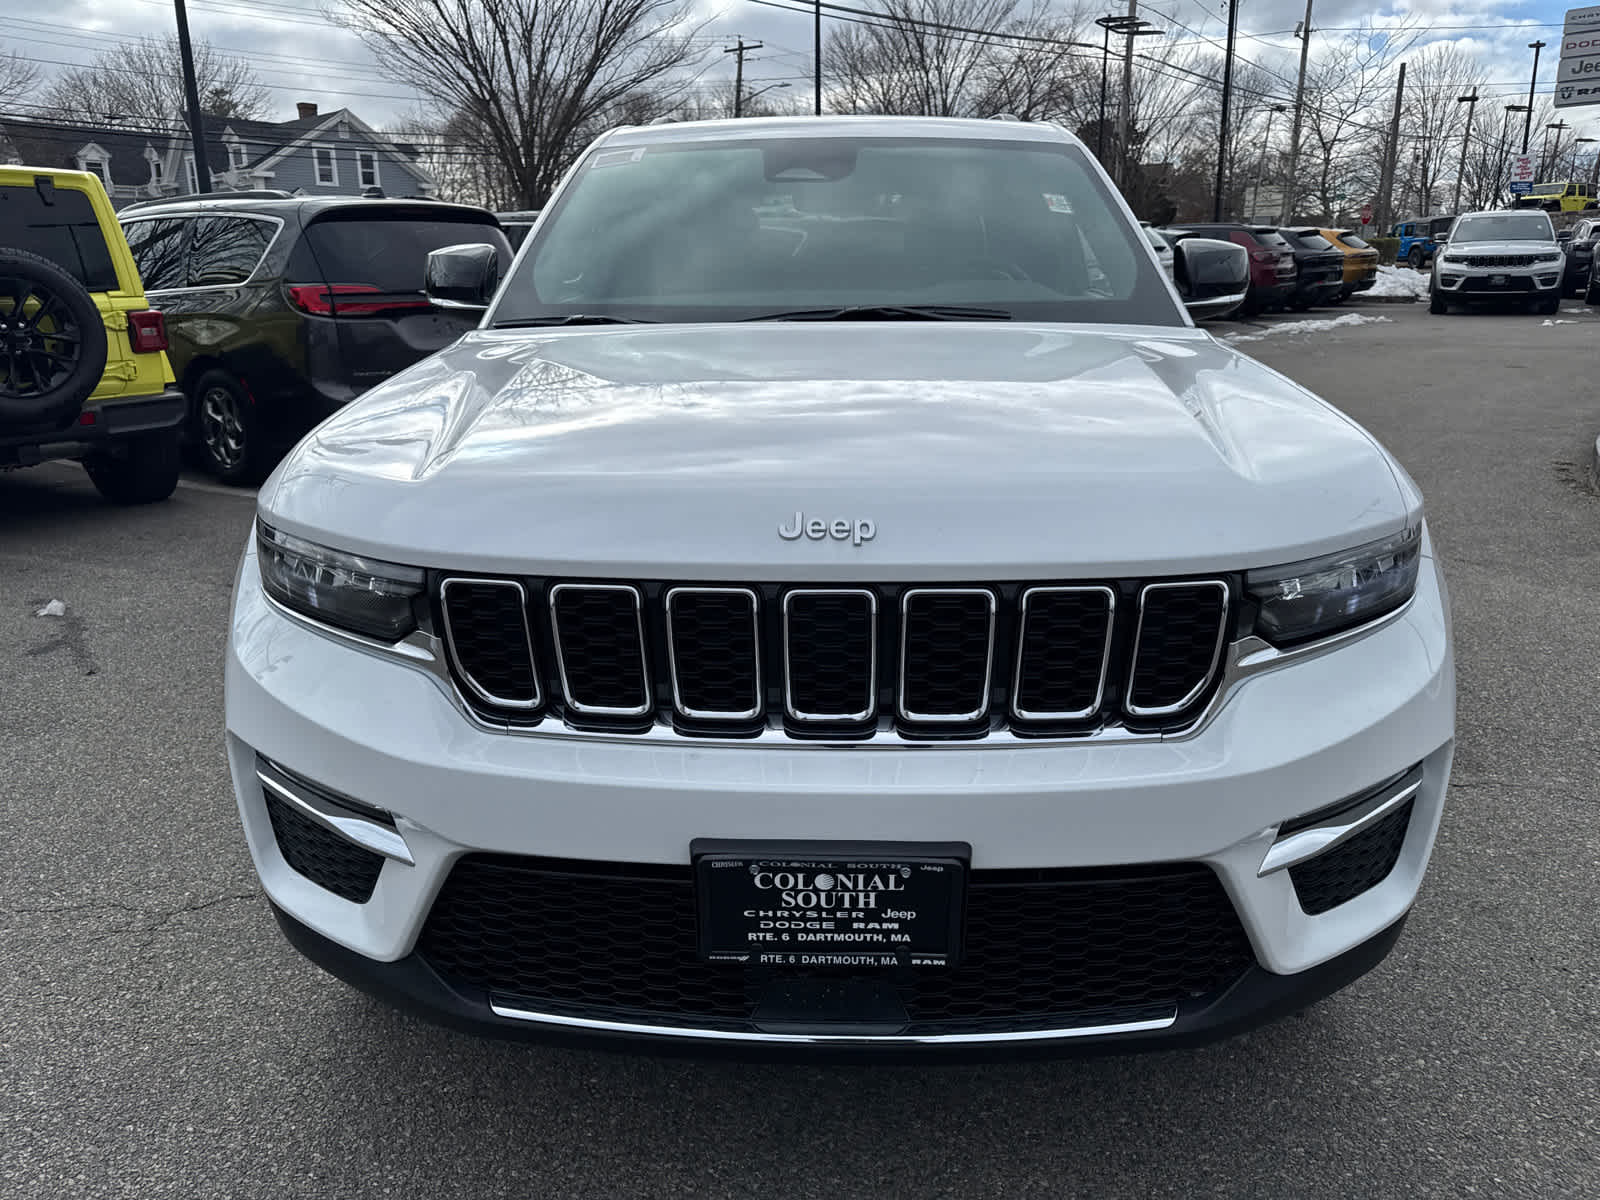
<box><xmin>425</xmin><ymin>243</ymin><xmax>502</xmax><ymax>311</ymax></box>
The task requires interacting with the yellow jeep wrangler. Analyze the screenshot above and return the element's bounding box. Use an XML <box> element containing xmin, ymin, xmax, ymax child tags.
<box><xmin>1</xmin><ymin>167</ymin><xmax>184</xmax><ymax>503</ymax></box>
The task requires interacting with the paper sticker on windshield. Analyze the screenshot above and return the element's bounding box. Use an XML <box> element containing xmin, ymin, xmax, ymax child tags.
<box><xmin>1043</xmin><ymin>193</ymin><xmax>1073</xmax><ymax>213</ymax></box>
<box><xmin>590</xmin><ymin>147</ymin><xmax>646</xmax><ymax>169</ymax></box>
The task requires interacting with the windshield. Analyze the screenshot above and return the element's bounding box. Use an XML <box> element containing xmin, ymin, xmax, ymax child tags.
<box><xmin>1451</xmin><ymin>214</ymin><xmax>1554</xmax><ymax>243</ymax></box>
<box><xmin>492</xmin><ymin>135</ymin><xmax>1181</xmax><ymax>326</ymax></box>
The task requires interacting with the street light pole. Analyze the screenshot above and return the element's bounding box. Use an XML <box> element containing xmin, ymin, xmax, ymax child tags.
<box><xmin>1453</xmin><ymin>88</ymin><xmax>1478</xmax><ymax>214</ymax></box>
<box><xmin>1252</xmin><ymin>105</ymin><xmax>1286</xmax><ymax>221</ymax></box>
<box><xmin>1523</xmin><ymin>41</ymin><xmax>1545</xmax><ymax>154</ymax></box>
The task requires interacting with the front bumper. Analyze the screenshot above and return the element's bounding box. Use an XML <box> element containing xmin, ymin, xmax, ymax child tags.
<box><xmin>1434</xmin><ymin>264</ymin><xmax>1564</xmax><ymax>296</ymax></box>
<box><xmin>225</xmin><ymin>539</ymin><xmax>1455</xmax><ymax>1052</ymax></box>
<box><xmin>0</xmin><ymin>389</ymin><xmax>184</xmax><ymax>464</ymax></box>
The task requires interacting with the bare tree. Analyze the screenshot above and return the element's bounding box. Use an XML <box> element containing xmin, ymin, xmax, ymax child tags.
<box><xmin>40</xmin><ymin>35</ymin><xmax>268</xmax><ymax>124</ymax></box>
<box><xmin>1</xmin><ymin>45</ymin><xmax>42</xmax><ymax>103</ymax></box>
<box><xmin>1398</xmin><ymin>43</ymin><xmax>1485</xmax><ymax>216</ymax></box>
<box><xmin>337</xmin><ymin>0</ymin><xmax>707</xmax><ymax>208</ymax></box>
<box><xmin>826</xmin><ymin>0</ymin><xmax>1083</xmax><ymax>118</ymax></box>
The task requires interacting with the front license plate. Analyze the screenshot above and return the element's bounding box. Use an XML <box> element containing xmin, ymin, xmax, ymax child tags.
<box><xmin>694</xmin><ymin>840</ymin><xmax>968</xmax><ymax>968</ymax></box>
<box><xmin>1491</xmin><ymin>274</ymin><xmax>1508</xmax><ymax>286</ymax></box>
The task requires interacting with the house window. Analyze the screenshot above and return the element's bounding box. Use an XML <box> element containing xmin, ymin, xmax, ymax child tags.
<box><xmin>229</xmin><ymin>143</ymin><xmax>245</xmax><ymax>171</ymax></box>
<box><xmin>357</xmin><ymin>151</ymin><xmax>380</xmax><ymax>189</ymax></box>
<box><xmin>314</xmin><ymin>146</ymin><xmax>337</xmax><ymax>186</ymax></box>
<box><xmin>185</xmin><ymin>155</ymin><xmax>198</xmax><ymax>194</ymax></box>
<box><xmin>82</xmin><ymin>159</ymin><xmax>108</xmax><ymax>184</ymax></box>
<box><xmin>150</xmin><ymin>158</ymin><xmax>163</xmax><ymax>183</ymax></box>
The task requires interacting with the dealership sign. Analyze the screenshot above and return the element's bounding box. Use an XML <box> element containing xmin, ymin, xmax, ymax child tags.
<box><xmin>1558</xmin><ymin>8</ymin><xmax>1600</xmax><ymax>106</ymax></box>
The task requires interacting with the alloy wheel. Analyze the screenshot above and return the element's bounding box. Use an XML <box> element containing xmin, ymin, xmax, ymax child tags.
<box><xmin>0</xmin><ymin>274</ymin><xmax>83</xmax><ymax>399</ymax></box>
<box><xmin>200</xmin><ymin>385</ymin><xmax>247</xmax><ymax>470</ymax></box>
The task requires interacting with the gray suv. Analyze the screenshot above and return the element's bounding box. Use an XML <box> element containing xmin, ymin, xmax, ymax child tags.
<box><xmin>1429</xmin><ymin>210</ymin><xmax>1564</xmax><ymax>315</ymax></box>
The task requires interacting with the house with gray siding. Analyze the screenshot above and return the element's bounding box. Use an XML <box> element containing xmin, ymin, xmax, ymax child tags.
<box><xmin>0</xmin><ymin>102</ymin><xmax>435</xmax><ymax>208</ymax></box>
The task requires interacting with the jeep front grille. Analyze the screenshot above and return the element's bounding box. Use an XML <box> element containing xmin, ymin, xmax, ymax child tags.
<box><xmin>1457</xmin><ymin>254</ymin><xmax>1544</xmax><ymax>268</ymax></box>
<box><xmin>434</xmin><ymin>575</ymin><xmax>1235</xmax><ymax>740</ymax></box>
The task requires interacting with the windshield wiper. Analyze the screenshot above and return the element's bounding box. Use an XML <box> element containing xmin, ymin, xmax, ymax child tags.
<box><xmin>743</xmin><ymin>304</ymin><xmax>1013</xmax><ymax>322</ymax></box>
<box><xmin>494</xmin><ymin>314</ymin><xmax>657</xmax><ymax>327</ymax></box>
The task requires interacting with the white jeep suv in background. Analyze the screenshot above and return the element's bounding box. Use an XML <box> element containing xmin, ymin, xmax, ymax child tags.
<box><xmin>1430</xmin><ymin>209</ymin><xmax>1565</xmax><ymax>315</ymax></box>
<box><xmin>226</xmin><ymin>117</ymin><xmax>1454</xmax><ymax>1055</ymax></box>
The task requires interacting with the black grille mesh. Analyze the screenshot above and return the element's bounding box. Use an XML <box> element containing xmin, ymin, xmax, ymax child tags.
<box><xmin>1129</xmin><ymin>584</ymin><xmax>1227</xmax><ymax>713</ymax></box>
<box><xmin>1290</xmin><ymin>799</ymin><xmax>1413</xmax><ymax>915</ymax></box>
<box><xmin>667</xmin><ymin>590</ymin><xmax>760</xmax><ymax>717</ymax></box>
<box><xmin>785</xmin><ymin>591</ymin><xmax>875</xmax><ymax>720</ymax></box>
<box><xmin>418</xmin><ymin>856</ymin><xmax>1253</xmax><ymax>1033</ymax></box>
<box><xmin>900</xmin><ymin>591</ymin><xmax>993</xmax><ymax>719</ymax></box>
<box><xmin>1013</xmin><ymin>589</ymin><xmax>1113</xmax><ymax>718</ymax></box>
<box><xmin>553</xmin><ymin>587</ymin><xmax>648</xmax><ymax>713</ymax></box>
<box><xmin>264</xmin><ymin>791</ymin><xmax>383</xmax><ymax>904</ymax></box>
<box><xmin>442</xmin><ymin>581</ymin><xmax>538</xmax><ymax>705</ymax></box>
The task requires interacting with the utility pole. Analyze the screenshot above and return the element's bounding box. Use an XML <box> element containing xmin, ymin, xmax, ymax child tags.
<box><xmin>1212</xmin><ymin>0</ymin><xmax>1239</xmax><ymax>220</ymax></box>
<box><xmin>814</xmin><ymin>0</ymin><xmax>822</xmax><ymax>115</ymax></box>
<box><xmin>724</xmin><ymin>39</ymin><xmax>762</xmax><ymax>119</ymax></box>
<box><xmin>173</xmin><ymin>0</ymin><xmax>211</xmax><ymax>194</ymax></box>
<box><xmin>1119</xmin><ymin>0</ymin><xmax>1136</xmax><ymax>186</ymax></box>
<box><xmin>1523</xmin><ymin>41</ymin><xmax>1544</xmax><ymax>153</ymax></box>
<box><xmin>1452</xmin><ymin>87</ymin><xmax>1478</xmax><ymax>214</ymax></box>
<box><xmin>1376</xmin><ymin>61</ymin><xmax>1406</xmax><ymax>233</ymax></box>
<box><xmin>1278</xmin><ymin>0</ymin><xmax>1314</xmax><ymax>225</ymax></box>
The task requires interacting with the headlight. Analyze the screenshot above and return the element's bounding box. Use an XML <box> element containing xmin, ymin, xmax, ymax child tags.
<box><xmin>1246</xmin><ymin>526</ymin><xmax>1421</xmax><ymax>647</ymax></box>
<box><xmin>1440</xmin><ymin>251</ymin><xmax>1464</xmax><ymax>263</ymax></box>
<box><xmin>257</xmin><ymin>519</ymin><xmax>425</xmax><ymax>640</ymax></box>
<box><xmin>1540</xmin><ymin>251</ymin><xmax>1563</xmax><ymax>262</ymax></box>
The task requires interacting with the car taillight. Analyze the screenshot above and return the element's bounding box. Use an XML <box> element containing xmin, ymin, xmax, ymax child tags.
<box><xmin>127</xmin><ymin>310</ymin><xmax>167</xmax><ymax>353</ymax></box>
<box><xmin>1250</xmin><ymin>250</ymin><xmax>1276</xmax><ymax>263</ymax></box>
<box><xmin>287</xmin><ymin>283</ymin><xmax>431</xmax><ymax>316</ymax></box>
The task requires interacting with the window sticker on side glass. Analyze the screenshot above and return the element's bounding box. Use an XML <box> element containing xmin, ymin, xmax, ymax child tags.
<box><xmin>590</xmin><ymin>147</ymin><xmax>647</xmax><ymax>169</ymax></box>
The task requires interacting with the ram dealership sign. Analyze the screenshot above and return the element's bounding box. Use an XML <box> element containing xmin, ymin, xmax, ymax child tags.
<box><xmin>1557</xmin><ymin>7</ymin><xmax>1600</xmax><ymax>107</ymax></box>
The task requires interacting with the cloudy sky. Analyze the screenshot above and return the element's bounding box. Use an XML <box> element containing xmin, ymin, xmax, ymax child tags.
<box><xmin>1</xmin><ymin>0</ymin><xmax>1594</xmax><ymax>140</ymax></box>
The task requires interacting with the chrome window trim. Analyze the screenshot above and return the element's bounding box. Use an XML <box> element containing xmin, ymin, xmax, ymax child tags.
<box><xmin>1124</xmin><ymin>580</ymin><xmax>1230</xmax><ymax>718</ymax></box>
<box><xmin>120</xmin><ymin>211</ymin><xmax>286</xmax><ymax>293</ymax></box>
<box><xmin>1258</xmin><ymin>768</ymin><xmax>1424</xmax><ymax>877</ymax></box>
<box><xmin>664</xmin><ymin>586</ymin><xmax>762</xmax><ymax>721</ymax></box>
<box><xmin>255</xmin><ymin>759</ymin><xmax>414</xmax><ymax>866</ymax></box>
<box><xmin>1010</xmin><ymin>585</ymin><xmax>1116</xmax><ymax>721</ymax></box>
<box><xmin>548</xmin><ymin>582</ymin><xmax>653</xmax><ymax>718</ymax></box>
<box><xmin>783</xmin><ymin>588</ymin><xmax>878</xmax><ymax>723</ymax></box>
<box><xmin>439</xmin><ymin>577</ymin><xmax>542</xmax><ymax>711</ymax></box>
<box><xmin>897</xmin><ymin>587</ymin><xmax>996</xmax><ymax>723</ymax></box>
<box><xmin>487</xmin><ymin>1000</ymin><xmax>1176</xmax><ymax>1045</ymax></box>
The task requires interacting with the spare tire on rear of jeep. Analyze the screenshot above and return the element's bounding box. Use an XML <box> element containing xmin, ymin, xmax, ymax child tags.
<box><xmin>0</xmin><ymin>247</ymin><xmax>109</xmax><ymax>430</ymax></box>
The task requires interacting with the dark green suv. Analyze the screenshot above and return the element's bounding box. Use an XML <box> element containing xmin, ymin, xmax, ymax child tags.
<box><xmin>120</xmin><ymin>196</ymin><xmax>511</xmax><ymax>484</ymax></box>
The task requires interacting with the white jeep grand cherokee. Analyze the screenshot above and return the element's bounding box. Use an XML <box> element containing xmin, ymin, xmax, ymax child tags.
<box><xmin>226</xmin><ymin>117</ymin><xmax>1454</xmax><ymax>1055</ymax></box>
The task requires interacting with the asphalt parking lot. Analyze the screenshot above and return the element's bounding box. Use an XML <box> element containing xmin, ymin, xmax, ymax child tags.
<box><xmin>4</xmin><ymin>301</ymin><xmax>1598</xmax><ymax>1198</ymax></box>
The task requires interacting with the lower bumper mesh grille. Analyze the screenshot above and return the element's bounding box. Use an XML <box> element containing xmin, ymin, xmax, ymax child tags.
<box><xmin>417</xmin><ymin>856</ymin><xmax>1255</xmax><ymax>1034</ymax></box>
<box><xmin>263</xmin><ymin>791</ymin><xmax>383</xmax><ymax>904</ymax></box>
<box><xmin>1290</xmin><ymin>799</ymin><xmax>1414</xmax><ymax>915</ymax></box>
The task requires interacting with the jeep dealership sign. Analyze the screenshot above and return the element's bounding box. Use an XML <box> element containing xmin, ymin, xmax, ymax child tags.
<box><xmin>1558</xmin><ymin>7</ymin><xmax>1600</xmax><ymax>107</ymax></box>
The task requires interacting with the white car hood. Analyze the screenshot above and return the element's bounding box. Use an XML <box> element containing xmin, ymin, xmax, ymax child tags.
<box><xmin>259</xmin><ymin>323</ymin><xmax>1417</xmax><ymax>580</ymax></box>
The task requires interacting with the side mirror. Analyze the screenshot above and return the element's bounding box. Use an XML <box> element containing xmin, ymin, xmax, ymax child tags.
<box><xmin>1557</xmin><ymin>229</ymin><xmax>1574</xmax><ymax>242</ymax></box>
<box><xmin>425</xmin><ymin>243</ymin><xmax>502</xmax><ymax>311</ymax></box>
<box><xmin>1173</xmin><ymin>236</ymin><xmax>1249</xmax><ymax>321</ymax></box>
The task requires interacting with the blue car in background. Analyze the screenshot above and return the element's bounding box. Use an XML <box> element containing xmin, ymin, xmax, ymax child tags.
<box><xmin>1391</xmin><ymin>215</ymin><xmax>1456</xmax><ymax>269</ymax></box>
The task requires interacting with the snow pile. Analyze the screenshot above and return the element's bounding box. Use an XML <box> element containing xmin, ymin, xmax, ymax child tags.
<box><xmin>1364</xmin><ymin>265</ymin><xmax>1430</xmax><ymax>299</ymax></box>
<box><xmin>1226</xmin><ymin>313</ymin><xmax>1392</xmax><ymax>344</ymax></box>
<box><xmin>1541</xmin><ymin>319</ymin><xmax>1580</xmax><ymax>326</ymax></box>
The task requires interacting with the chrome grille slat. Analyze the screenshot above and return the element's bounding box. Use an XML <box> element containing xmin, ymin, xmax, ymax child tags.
<box><xmin>1011</xmin><ymin>585</ymin><xmax>1114</xmax><ymax>721</ymax></box>
<box><xmin>549</xmin><ymin>583</ymin><xmax>652</xmax><ymax>717</ymax></box>
<box><xmin>898</xmin><ymin>588</ymin><xmax>995</xmax><ymax>723</ymax></box>
<box><xmin>439</xmin><ymin>577</ymin><xmax>541</xmax><ymax>711</ymax></box>
<box><xmin>1125</xmin><ymin>581</ymin><xmax>1230</xmax><ymax>718</ymax></box>
<box><xmin>782</xmin><ymin>588</ymin><xmax>877</xmax><ymax>723</ymax></box>
<box><xmin>664</xmin><ymin>587</ymin><xmax>762</xmax><ymax>721</ymax></box>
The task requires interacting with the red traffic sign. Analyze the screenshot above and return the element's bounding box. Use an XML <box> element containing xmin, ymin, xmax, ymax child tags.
<box><xmin>1360</xmin><ymin>203</ymin><xmax>1373</xmax><ymax>225</ymax></box>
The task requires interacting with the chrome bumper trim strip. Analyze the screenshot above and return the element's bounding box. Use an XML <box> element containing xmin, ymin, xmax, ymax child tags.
<box><xmin>256</xmin><ymin>764</ymin><xmax>415</xmax><ymax>866</ymax></box>
<box><xmin>486</xmin><ymin>1002</ymin><xmax>1177</xmax><ymax>1045</ymax></box>
<box><xmin>1258</xmin><ymin>771</ymin><xmax>1424</xmax><ymax>877</ymax></box>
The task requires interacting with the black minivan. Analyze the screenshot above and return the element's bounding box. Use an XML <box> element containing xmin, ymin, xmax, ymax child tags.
<box><xmin>120</xmin><ymin>196</ymin><xmax>511</xmax><ymax>483</ymax></box>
